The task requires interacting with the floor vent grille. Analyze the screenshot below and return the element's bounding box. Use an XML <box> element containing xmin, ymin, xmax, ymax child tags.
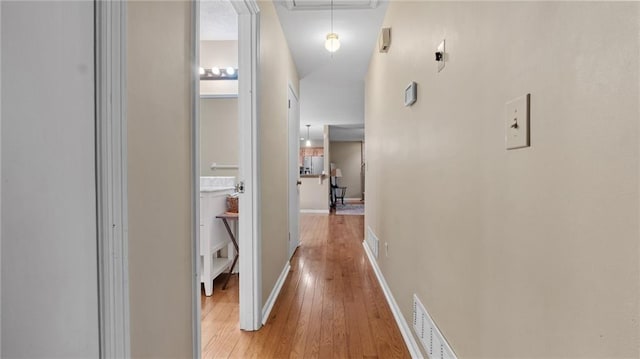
<box><xmin>412</xmin><ymin>294</ymin><xmax>457</xmax><ymax>359</ymax></box>
<box><xmin>366</xmin><ymin>227</ymin><xmax>379</xmax><ymax>258</ymax></box>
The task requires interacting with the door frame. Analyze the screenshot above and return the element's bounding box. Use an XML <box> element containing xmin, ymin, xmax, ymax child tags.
<box><xmin>191</xmin><ymin>2</ymin><xmax>262</xmax><ymax>358</ymax></box>
<box><xmin>287</xmin><ymin>84</ymin><xmax>300</xmax><ymax>259</ymax></box>
<box><xmin>231</xmin><ymin>0</ymin><xmax>262</xmax><ymax>332</ymax></box>
<box><xmin>96</xmin><ymin>1</ymin><xmax>130</xmax><ymax>358</ymax></box>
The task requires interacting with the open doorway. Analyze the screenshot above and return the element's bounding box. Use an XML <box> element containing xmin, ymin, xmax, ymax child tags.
<box><xmin>198</xmin><ymin>0</ymin><xmax>240</xmax><ymax>300</ymax></box>
<box><xmin>328</xmin><ymin>125</ymin><xmax>365</xmax><ymax>215</ymax></box>
<box><xmin>194</xmin><ymin>0</ymin><xmax>261</xmax><ymax>356</ymax></box>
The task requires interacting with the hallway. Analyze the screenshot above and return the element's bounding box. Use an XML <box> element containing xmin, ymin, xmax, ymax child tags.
<box><xmin>201</xmin><ymin>214</ymin><xmax>410</xmax><ymax>358</ymax></box>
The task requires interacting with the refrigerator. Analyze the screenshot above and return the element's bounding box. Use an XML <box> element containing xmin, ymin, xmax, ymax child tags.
<box><xmin>302</xmin><ymin>156</ymin><xmax>324</xmax><ymax>175</ymax></box>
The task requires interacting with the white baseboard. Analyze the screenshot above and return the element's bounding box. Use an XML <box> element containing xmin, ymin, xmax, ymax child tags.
<box><xmin>261</xmin><ymin>262</ymin><xmax>291</xmax><ymax>325</ymax></box>
<box><xmin>362</xmin><ymin>242</ymin><xmax>424</xmax><ymax>359</ymax></box>
<box><xmin>345</xmin><ymin>197</ymin><xmax>362</xmax><ymax>201</ymax></box>
<box><xmin>300</xmin><ymin>209</ymin><xmax>329</xmax><ymax>214</ymax></box>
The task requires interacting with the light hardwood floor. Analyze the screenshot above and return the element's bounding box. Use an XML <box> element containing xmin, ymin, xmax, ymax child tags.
<box><xmin>201</xmin><ymin>214</ymin><xmax>410</xmax><ymax>358</ymax></box>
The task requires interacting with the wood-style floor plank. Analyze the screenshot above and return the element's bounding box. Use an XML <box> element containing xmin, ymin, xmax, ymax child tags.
<box><xmin>201</xmin><ymin>214</ymin><xmax>411</xmax><ymax>358</ymax></box>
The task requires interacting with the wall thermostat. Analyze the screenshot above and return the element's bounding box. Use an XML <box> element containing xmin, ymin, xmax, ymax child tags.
<box><xmin>404</xmin><ymin>82</ymin><xmax>417</xmax><ymax>106</ymax></box>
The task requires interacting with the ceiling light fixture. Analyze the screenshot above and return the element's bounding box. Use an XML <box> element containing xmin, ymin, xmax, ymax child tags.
<box><xmin>199</xmin><ymin>66</ymin><xmax>238</xmax><ymax>81</ymax></box>
<box><xmin>324</xmin><ymin>0</ymin><xmax>340</xmax><ymax>53</ymax></box>
<box><xmin>306</xmin><ymin>124</ymin><xmax>311</xmax><ymax>147</ymax></box>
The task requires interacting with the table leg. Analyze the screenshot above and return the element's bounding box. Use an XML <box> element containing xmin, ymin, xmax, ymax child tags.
<box><xmin>221</xmin><ymin>218</ymin><xmax>239</xmax><ymax>290</ymax></box>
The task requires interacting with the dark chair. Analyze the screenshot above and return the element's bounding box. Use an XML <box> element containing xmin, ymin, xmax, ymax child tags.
<box><xmin>334</xmin><ymin>186</ymin><xmax>347</xmax><ymax>205</ymax></box>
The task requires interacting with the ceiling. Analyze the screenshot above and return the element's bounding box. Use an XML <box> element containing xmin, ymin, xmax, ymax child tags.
<box><xmin>200</xmin><ymin>0</ymin><xmax>237</xmax><ymax>41</ymax></box>
<box><xmin>274</xmin><ymin>0</ymin><xmax>388</xmax><ymax>141</ymax></box>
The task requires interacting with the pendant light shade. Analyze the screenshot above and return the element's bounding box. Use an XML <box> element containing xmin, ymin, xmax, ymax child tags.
<box><xmin>325</xmin><ymin>0</ymin><xmax>340</xmax><ymax>53</ymax></box>
<box><xmin>305</xmin><ymin>124</ymin><xmax>311</xmax><ymax>147</ymax></box>
<box><xmin>325</xmin><ymin>33</ymin><xmax>340</xmax><ymax>53</ymax></box>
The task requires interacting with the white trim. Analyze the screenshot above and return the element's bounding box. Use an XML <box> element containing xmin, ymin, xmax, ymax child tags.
<box><xmin>0</xmin><ymin>2</ymin><xmax>3</xmax><ymax>353</ymax></box>
<box><xmin>300</xmin><ymin>209</ymin><xmax>330</xmax><ymax>214</ymax></box>
<box><xmin>190</xmin><ymin>0</ymin><xmax>202</xmax><ymax>357</ymax></box>
<box><xmin>282</xmin><ymin>0</ymin><xmax>379</xmax><ymax>11</ymax></box>
<box><xmin>344</xmin><ymin>197</ymin><xmax>362</xmax><ymax>201</ymax></box>
<box><xmin>261</xmin><ymin>262</ymin><xmax>291</xmax><ymax>325</ymax></box>
<box><xmin>232</xmin><ymin>0</ymin><xmax>262</xmax><ymax>331</ymax></box>
<box><xmin>96</xmin><ymin>1</ymin><xmax>130</xmax><ymax>358</ymax></box>
<box><xmin>362</xmin><ymin>242</ymin><xmax>424</xmax><ymax>359</ymax></box>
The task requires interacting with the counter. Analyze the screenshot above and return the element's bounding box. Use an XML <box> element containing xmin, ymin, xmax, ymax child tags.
<box><xmin>300</xmin><ymin>174</ymin><xmax>324</xmax><ymax>178</ymax></box>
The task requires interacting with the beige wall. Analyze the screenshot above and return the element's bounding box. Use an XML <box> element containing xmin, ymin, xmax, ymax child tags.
<box><xmin>330</xmin><ymin>141</ymin><xmax>362</xmax><ymax>199</ymax></box>
<box><xmin>300</xmin><ymin>177</ymin><xmax>329</xmax><ymax>211</ymax></box>
<box><xmin>365</xmin><ymin>2</ymin><xmax>639</xmax><ymax>358</ymax></box>
<box><xmin>258</xmin><ymin>0</ymin><xmax>300</xmax><ymax>306</ymax></box>
<box><xmin>127</xmin><ymin>1</ymin><xmax>193</xmax><ymax>358</ymax></box>
<box><xmin>200</xmin><ymin>40</ymin><xmax>238</xmax><ymax>96</ymax></box>
<box><xmin>200</xmin><ymin>98</ymin><xmax>238</xmax><ymax>177</ymax></box>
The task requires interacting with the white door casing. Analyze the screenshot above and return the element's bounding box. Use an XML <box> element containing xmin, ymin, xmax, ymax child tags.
<box><xmin>191</xmin><ymin>1</ymin><xmax>202</xmax><ymax>355</ymax></box>
<box><xmin>232</xmin><ymin>0</ymin><xmax>262</xmax><ymax>332</ymax></box>
<box><xmin>287</xmin><ymin>85</ymin><xmax>300</xmax><ymax>259</ymax></box>
<box><xmin>96</xmin><ymin>1</ymin><xmax>130</xmax><ymax>357</ymax></box>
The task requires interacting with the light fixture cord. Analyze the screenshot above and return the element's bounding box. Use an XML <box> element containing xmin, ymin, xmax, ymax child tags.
<box><xmin>330</xmin><ymin>0</ymin><xmax>334</xmax><ymax>58</ymax></box>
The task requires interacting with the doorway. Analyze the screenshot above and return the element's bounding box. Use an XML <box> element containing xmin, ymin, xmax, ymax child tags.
<box><xmin>193</xmin><ymin>0</ymin><xmax>261</xmax><ymax>356</ymax></box>
<box><xmin>288</xmin><ymin>85</ymin><xmax>301</xmax><ymax>258</ymax></box>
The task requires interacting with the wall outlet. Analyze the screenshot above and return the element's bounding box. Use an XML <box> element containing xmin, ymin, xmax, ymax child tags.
<box><xmin>385</xmin><ymin>242</ymin><xmax>389</xmax><ymax>257</ymax></box>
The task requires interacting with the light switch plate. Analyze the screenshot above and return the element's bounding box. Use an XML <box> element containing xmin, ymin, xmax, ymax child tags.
<box><xmin>505</xmin><ymin>94</ymin><xmax>530</xmax><ymax>150</ymax></box>
<box><xmin>437</xmin><ymin>39</ymin><xmax>445</xmax><ymax>72</ymax></box>
<box><xmin>404</xmin><ymin>82</ymin><xmax>417</xmax><ymax>106</ymax></box>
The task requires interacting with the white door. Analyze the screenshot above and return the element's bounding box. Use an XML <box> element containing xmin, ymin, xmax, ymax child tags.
<box><xmin>1</xmin><ymin>1</ymin><xmax>100</xmax><ymax>357</ymax></box>
<box><xmin>287</xmin><ymin>86</ymin><xmax>300</xmax><ymax>259</ymax></box>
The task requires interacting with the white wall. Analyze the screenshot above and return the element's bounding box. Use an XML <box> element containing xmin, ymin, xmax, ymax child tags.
<box><xmin>200</xmin><ymin>98</ymin><xmax>238</xmax><ymax>177</ymax></box>
<box><xmin>300</xmin><ymin>78</ymin><xmax>364</xmax><ymax>125</ymax></box>
<box><xmin>365</xmin><ymin>2</ymin><xmax>639</xmax><ymax>358</ymax></box>
<box><xmin>1</xmin><ymin>1</ymin><xmax>99</xmax><ymax>357</ymax></box>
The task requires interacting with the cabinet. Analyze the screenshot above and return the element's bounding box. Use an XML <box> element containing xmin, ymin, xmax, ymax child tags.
<box><xmin>299</xmin><ymin>147</ymin><xmax>324</xmax><ymax>166</ymax></box>
<box><xmin>200</xmin><ymin>189</ymin><xmax>236</xmax><ymax>296</ymax></box>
